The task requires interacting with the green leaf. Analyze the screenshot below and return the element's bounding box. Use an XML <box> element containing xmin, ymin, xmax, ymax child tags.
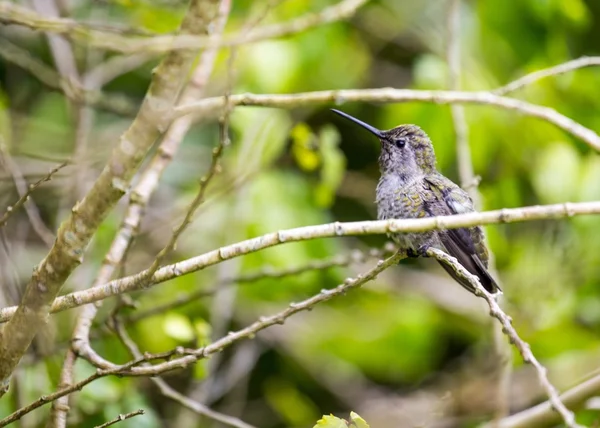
<box><xmin>291</xmin><ymin>123</ymin><xmax>321</xmax><ymax>172</ymax></box>
<box><xmin>313</xmin><ymin>414</ymin><xmax>348</xmax><ymax>428</ymax></box>
<box><xmin>349</xmin><ymin>412</ymin><xmax>370</xmax><ymax>428</ymax></box>
<box><xmin>163</xmin><ymin>313</ymin><xmax>195</xmax><ymax>342</ymax></box>
<box><xmin>316</xmin><ymin>125</ymin><xmax>346</xmax><ymax>207</ymax></box>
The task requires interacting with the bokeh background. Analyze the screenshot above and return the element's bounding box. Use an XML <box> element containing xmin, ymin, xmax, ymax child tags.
<box><xmin>1</xmin><ymin>0</ymin><xmax>600</xmax><ymax>426</ymax></box>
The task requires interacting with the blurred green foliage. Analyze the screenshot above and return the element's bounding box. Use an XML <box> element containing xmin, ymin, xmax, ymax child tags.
<box><xmin>1</xmin><ymin>0</ymin><xmax>600</xmax><ymax>427</ymax></box>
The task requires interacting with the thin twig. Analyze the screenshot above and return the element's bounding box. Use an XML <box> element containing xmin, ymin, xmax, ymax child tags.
<box><xmin>125</xmin><ymin>246</ymin><xmax>393</xmax><ymax>324</ymax></box>
<box><xmin>0</xmin><ymin>141</ymin><xmax>65</xmax><ymax>246</ymax></box>
<box><xmin>93</xmin><ymin>409</ymin><xmax>145</xmax><ymax>428</ymax></box>
<box><xmin>493</xmin><ymin>56</ymin><xmax>600</xmax><ymax>95</ymax></box>
<box><xmin>138</xmin><ymin>115</ymin><xmax>230</xmax><ymax>285</ymax></box>
<box><xmin>76</xmin><ymin>252</ymin><xmax>405</xmax><ymax>377</ymax></box>
<box><xmin>0</xmin><ymin>158</ymin><xmax>67</xmax><ymax>230</ymax></box>
<box><xmin>176</xmin><ymin>89</ymin><xmax>600</xmax><ymax>152</ymax></box>
<box><xmin>0</xmin><ymin>0</ymin><xmax>368</xmax><ymax>53</ymax></box>
<box><xmin>0</xmin><ymin>200</ymin><xmax>596</xmax><ymax>323</ymax></box>
<box><xmin>427</xmin><ymin>248</ymin><xmax>581</xmax><ymax>428</ymax></box>
<box><xmin>0</xmin><ymin>353</ymin><xmax>171</xmax><ymax>427</ymax></box>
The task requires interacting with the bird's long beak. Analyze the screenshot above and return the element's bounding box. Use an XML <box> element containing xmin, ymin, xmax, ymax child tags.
<box><xmin>331</xmin><ymin>109</ymin><xmax>383</xmax><ymax>138</ymax></box>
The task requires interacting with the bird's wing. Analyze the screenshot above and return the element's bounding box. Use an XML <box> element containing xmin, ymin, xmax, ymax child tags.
<box><xmin>423</xmin><ymin>175</ymin><xmax>499</xmax><ymax>293</ymax></box>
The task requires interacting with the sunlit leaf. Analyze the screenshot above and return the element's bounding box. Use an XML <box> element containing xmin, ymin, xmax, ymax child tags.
<box><xmin>313</xmin><ymin>414</ymin><xmax>348</xmax><ymax>428</ymax></box>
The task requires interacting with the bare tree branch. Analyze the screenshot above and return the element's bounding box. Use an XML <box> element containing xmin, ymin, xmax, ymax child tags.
<box><xmin>30</xmin><ymin>0</ymin><xmax>79</xmax><ymax>91</ymax></box>
<box><xmin>177</xmin><ymin>89</ymin><xmax>600</xmax><ymax>151</ymax></box>
<box><xmin>0</xmin><ymin>156</ymin><xmax>67</xmax><ymax>231</ymax></box>
<box><xmin>427</xmin><ymin>248</ymin><xmax>581</xmax><ymax>428</ymax></box>
<box><xmin>493</xmin><ymin>56</ymin><xmax>600</xmax><ymax>95</ymax></box>
<box><xmin>0</xmin><ymin>0</ymin><xmax>367</xmax><ymax>53</ymax></box>
<box><xmin>0</xmin><ymin>351</ymin><xmax>180</xmax><ymax>427</ymax></box>
<box><xmin>125</xmin><ymin>246</ymin><xmax>394</xmax><ymax>324</ymax></box>
<box><xmin>483</xmin><ymin>371</ymin><xmax>600</xmax><ymax>428</ymax></box>
<box><xmin>76</xmin><ymin>252</ymin><xmax>406</xmax><ymax>377</ymax></box>
<box><xmin>93</xmin><ymin>409</ymin><xmax>145</xmax><ymax>428</ymax></box>
<box><xmin>0</xmin><ymin>0</ymin><xmax>221</xmax><ymax>397</ymax></box>
<box><xmin>0</xmin><ymin>142</ymin><xmax>63</xmax><ymax>246</ymax></box>
<box><xmin>0</xmin><ymin>252</ymin><xmax>402</xmax><ymax>424</ymax></box>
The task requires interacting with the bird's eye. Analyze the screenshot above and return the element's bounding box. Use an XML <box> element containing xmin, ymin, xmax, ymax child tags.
<box><xmin>394</xmin><ymin>138</ymin><xmax>406</xmax><ymax>148</ymax></box>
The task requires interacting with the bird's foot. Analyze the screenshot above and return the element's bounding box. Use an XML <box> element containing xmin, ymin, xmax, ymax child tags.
<box><xmin>406</xmin><ymin>246</ymin><xmax>430</xmax><ymax>258</ymax></box>
<box><xmin>406</xmin><ymin>248</ymin><xmax>419</xmax><ymax>258</ymax></box>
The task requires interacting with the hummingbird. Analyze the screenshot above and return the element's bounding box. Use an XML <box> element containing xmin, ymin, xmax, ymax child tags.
<box><xmin>331</xmin><ymin>109</ymin><xmax>500</xmax><ymax>295</ymax></box>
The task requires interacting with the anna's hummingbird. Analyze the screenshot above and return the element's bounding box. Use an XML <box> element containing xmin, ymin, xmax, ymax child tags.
<box><xmin>332</xmin><ymin>109</ymin><xmax>500</xmax><ymax>295</ymax></box>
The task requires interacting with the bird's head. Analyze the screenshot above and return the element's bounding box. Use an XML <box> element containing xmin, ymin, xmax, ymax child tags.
<box><xmin>331</xmin><ymin>109</ymin><xmax>437</xmax><ymax>178</ymax></box>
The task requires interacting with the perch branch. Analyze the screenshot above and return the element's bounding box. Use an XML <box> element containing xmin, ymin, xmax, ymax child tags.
<box><xmin>0</xmin><ymin>200</ymin><xmax>595</xmax><ymax>324</ymax></box>
<box><xmin>493</xmin><ymin>56</ymin><xmax>600</xmax><ymax>95</ymax></box>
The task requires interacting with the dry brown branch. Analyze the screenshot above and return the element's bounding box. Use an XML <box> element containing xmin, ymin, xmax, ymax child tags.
<box><xmin>0</xmin><ymin>0</ymin><xmax>367</xmax><ymax>53</ymax></box>
<box><xmin>427</xmin><ymin>248</ymin><xmax>581</xmax><ymax>428</ymax></box>
<box><xmin>93</xmin><ymin>409</ymin><xmax>145</xmax><ymax>428</ymax></box>
<box><xmin>176</xmin><ymin>89</ymin><xmax>600</xmax><ymax>151</ymax></box>
<box><xmin>0</xmin><ymin>0</ymin><xmax>221</xmax><ymax>398</ymax></box>
<box><xmin>0</xmin><ymin>200</ymin><xmax>595</xmax><ymax>324</ymax></box>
